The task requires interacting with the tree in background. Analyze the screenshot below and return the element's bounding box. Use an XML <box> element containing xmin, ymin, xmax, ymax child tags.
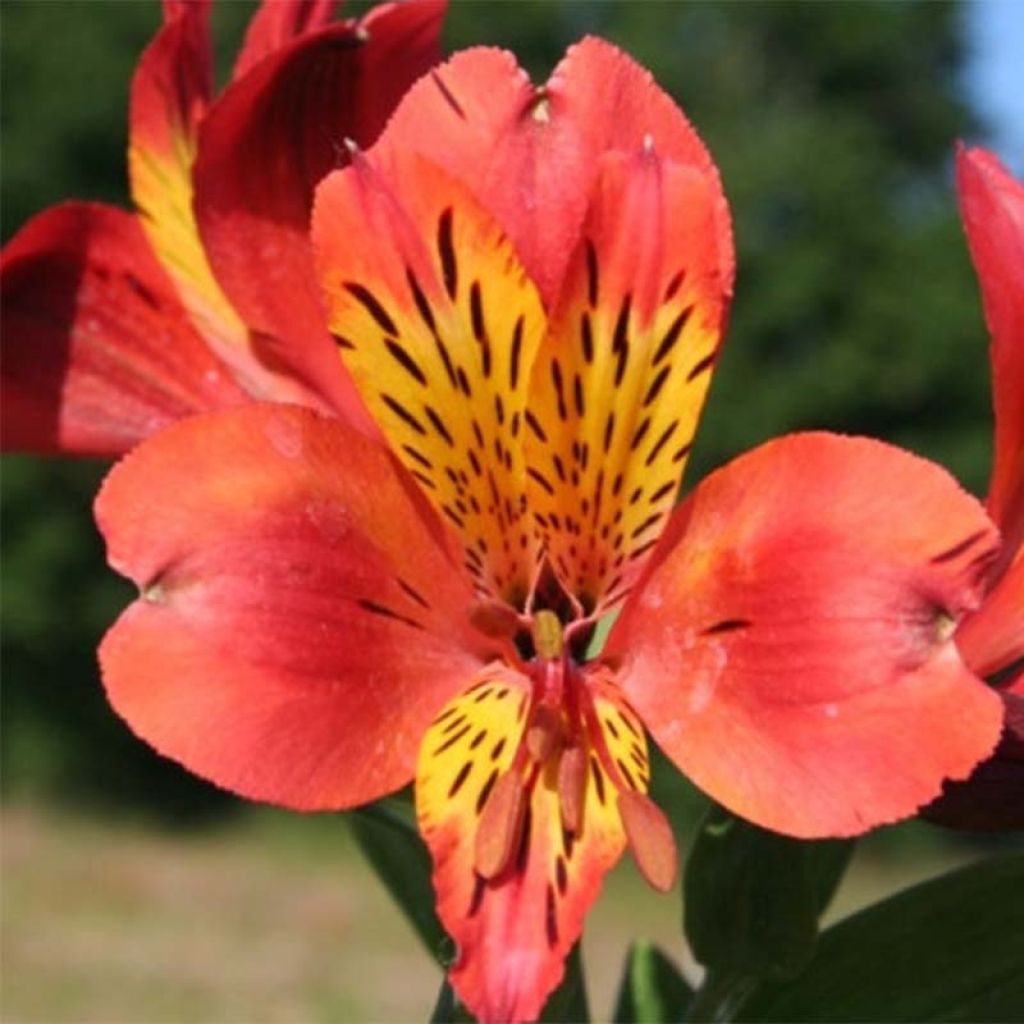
<box><xmin>1</xmin><ymin>0</ymin><xmax>993</xmax><ymax>818</ymax></box>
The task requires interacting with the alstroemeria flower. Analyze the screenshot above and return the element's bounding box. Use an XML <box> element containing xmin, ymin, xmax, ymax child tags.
<box><xmin>1</xmin><ymin>0</ymin><xmax>444</xmax><ymax>454</ymax></box>
<box><xmin>94</xmin><ymin>42</ymin><xmax>1004</xmax><ymax>1023</ymax></box>
<box><xmin>926</xmin><ymin>146</ymin><xmax>1024</xmax><ymax>830</ymax></box>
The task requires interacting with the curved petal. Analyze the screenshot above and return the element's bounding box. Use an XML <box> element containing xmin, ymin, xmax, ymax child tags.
<box><xmin>1</xmin><ymin>202</ymin><xmax>246</xmax><ymax>456</ymax></box>
<box><xmin>96</xmin><ymin>404</ymin><xmax>490</xmax><ymax>809</ymax></box>
<box><xmin>233</xmin><ymin>0</ymin><xmax>339</xmax><ymax>80</ymax></box>
<box><xmin>956</xmin><ymin>552</ymin><xmax>1024</xmax><ymax>678</ymax></box>
<box><xmin>416</xmin><ymin>668</ymin><xmax>648</xmax><ymax>1023</ymax></box>
<box><xmin>923</xmin><ymin>690</ymin><xmax>1024</xmax><ymax>832</ymax></box>
<box><xmin>524</xmin><ymin>148</ymin><xmax>729</xmax><ymax>611</ymax></box>
<box><xmin>192</xmin><ymin>1</ymin><xmax>444</xmax><ymax>428</ymax></box>
<box><xmin>128</xmin><ymin>0</ymin><xmax>256</xmax><ymax>380</ymax></box>
<box><xmin>608</xmin><ymin>433</ymin><xmax>1004</xmax><ymax>838</ymax></box>
<box><xmin>314</xmin><ymin>151</ymin><xmax>547</xmax><ymax>602</ymax></box>
<box><xmin>957</xmin><ymin>145</ymin><xmax>1024</xmax><ymax>560</ymax></box>
<box><xmin>376</xmin><ymin>37</ymin><xmax>733</xmax><ymax>308</ymax></box>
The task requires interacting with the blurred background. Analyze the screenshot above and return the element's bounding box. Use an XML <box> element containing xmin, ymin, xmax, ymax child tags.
<box><xmin>2</xmin><ymin>1</ymin><xmax>1022</xmax><ymax>1020</ymax></box>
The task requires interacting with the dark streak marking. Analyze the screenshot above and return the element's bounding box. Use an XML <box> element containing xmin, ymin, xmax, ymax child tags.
<box><xmin>401</xmin><ymin>445</ymin><xmax>432</xmax><ymax>469</ymax></box>
<box><xmin>581</xmin><ymin>312</ymin><xmax>594</xmax><ymax>364</ymax></box>
<box><xmin>630</xmin><ymin>538</ymin><xmax>659</xmax><ymax>561</ymax></box>
<box><xmin>470</xmin><ymin>281</ymin><xmax>487</xmax><ymax>342</ymax></box>
<box><xmin>476</xmin><ymin>769</ymin><xmax>499</xmax><ymax>813</ymax></box>
<box><xmin>654</xmin><ymin>306</ymin><xmax>691</xmax><ymax>365</ymax></box>
<box><xmin>618</xmin><ymin>710</ymin><xmax>641</xmax><ymax>739</ymax></box>
<box><xmin>397</xmin><ymin>578</ymin><xmax>430</xmax><ymax>609</ymax></box>
<box><xmin>510</xmin><ymin>316</ymin><xmax>524</xmax><ymax>389</ymax></box>
<box><xmin>405</xmin><ymin>267</ymin><xmax>437</xmax><ymax>331</ymax></box>
<box><xmin>424</xmin><ymin>405</ymin><xmax>455</xmax><ymax>446</ymax></box>
<box><xmin>468</xmin><ymin>874</ymin><xmax>487</xmax><ymax>916</ymax></box>
<box><xmin>585</xmin><ymin>239</ymin><xmax>599</xmax><ymax>306</ymax></box>
<box><xmin>649</xmin><ymin>480</ymin><xmax>678</xmax><ymax>504</ymax></box>
<box><xmin>551</xmin><ymin>359</ymin><xmax>568</xmax><ymax>420</ymax></box>
<box><xmin>442</xmin><ymin>505</ymin><xmax>464</xmax><ymax>528</ymax></box>
<box><xmin>545</xmin><ymin>885</ymin><xmax>559</xmax><ymax>947</ymax></box>
<box><xmin>516</xmin><ymin>805</ymin><xmax>533</xmax><ymax>873</ymax></box>
<box><xmin>448</xmin><ymin>761</ymin><xmax>473</xmax><ymax>797</ymax></box>
<box><xmin>616</xmin><ymin>758</ymin><xmax>636</xmax><ymax>790</ymax></box>
<box><xmin>687</xmin><ymin>351</ymin><xmax>716</xmax><ymax>382</ymax></box>
<box><xmin>573</xmin><ymin>374</ymin><xmax>585</xmax><ymax>417</ymax></box>
<box><xmin>384</xmin><ymin>338</ymin><xmax>427</xmax><ymax>385</ymax></box>
<box><xmin>555</xmin><ymin>857</ymin><xmax>568</xmax><ymax>895</ymax></box>
<box><xmin>630</xmin><ymin>417</ymin><xmax>651</xmax><ymax>451</ymax></box>
<box><xmin>645</xmin><ymin>421</ymin><xmax>678</xmax><ymax>466</ymax></box>
<box><xmin>357</xmin><ymin>599</ymin><xmax>424</xmax><ymax>631</ymax></box>
<box><xmin>469</xmin><ymin>729</ymin><xmax>488</xmax><ymax>751</ymax></box>
<box><xmin>525</xmin><ymin>410</ymin><xmax>547</xmax><ymax>442</ymax></box>
<box><xmin>703</xmin><ymin>618</ymin><xmax>752</xmax><ymax>635</ymax></box>
<box><xmin>590</xmin><ymin>756</ymin><xmax>606</xmax><ymax>804</ymax></box>
<box><xmin>437</xmin><ymin>208</ymin><xmax>458</xmax><ymax>300</ymax></box>
<box><xmin>331</xmin><ymin>332</ymin><xmax>355</xmax><ymax>350</ymax></box>
<box><xmin>431</xmin><ymin>70</ymin><xmax>467</xmax><ymax>119</ymax></box>
<box><xmin>381</xmin><ymin>393</ymin><xmax>426</xmax><ymax>435</ymax></box>
<box><xmin>672</xmin><ymin>441</ymin><xmax>694</xmax><ymax>464</ymax></box>
<box><xmin>930</xmin><ymin>529</ymin><xmax>990</xmax><ymax>565</ymax></box>
<box><xmin>528</xmin><ymin>467</ymin><xmax>555</xmax><ymax>496</ymax></box>
<box><xmin>345</xmin><ymin>282</ymin><xmax>397</xmax><ymax>334</ymax></box>
<box><xmin>663</xmin><ymin>270</ymin><xmax>686</xmax><ymax>302</ymax></box>
<box><xmin>643</xmin><ymin>365</ymin><xmax>671</xmax><ymax>408</ymax></box>
<box><xmin>631</xmin><ymin>514</ymin><xmax>663</xmax><ymax>542</ymax></box>
<box><xmin>432</xmin><ymin>723</ymin><xmax>472</xmax><ymax>755</ymax></box>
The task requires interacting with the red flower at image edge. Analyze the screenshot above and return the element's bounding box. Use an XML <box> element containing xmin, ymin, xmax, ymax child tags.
<box><xmin>1</xmin><ymin>0</ymin><xmax>445</xmax><ymax>454</ymax></box>
<box><xmin>89</xmin><ymin>43</ymin><xmax>1007</xmax><ymax>1022</ymax></box>
<box><xmin>925</xmin><ymin>146</ymin><xmax>1024</xmax><ymax>830</ymax></box>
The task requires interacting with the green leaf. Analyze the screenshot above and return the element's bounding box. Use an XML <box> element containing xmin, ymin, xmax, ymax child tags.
<box><xmin>684</xmin><ymin>804</ymin><xmax>853</xmax><ymax>982</ymax></box>
<box><xmin>348</xmin><ymin>796</ymin><xmax>451</xmax><ymax>966</ymax></box>
<box><xmin>613</xmin><ymin>942</ymin><xmax>693</xmax><ymax>1023</ymax></box>
<box><xmin>429</xmin><ymin>978</ymin><xmax>458</xmax><ymax>1024</ymax></box>
<box><xmin>540</xmin><ymin>942</ymin><xmax>590</xmax><ymax>1023</ymax></box>
<box><xmin>741</xmin><ymin>854</ymin><xmax>1024</xmax><ymax>1022</ymax></box>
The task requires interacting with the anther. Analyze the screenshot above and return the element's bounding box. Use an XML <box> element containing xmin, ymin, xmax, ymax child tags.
<box><xmin>526</xmin><ymin>704</ymin><xmax>561</xmax><ymax>764</ymax></box>
<box><xmin>475</xmin><ymin>770</ymin><xmax>527</xmax><ymax>879</ymax></box>
<box><xmin>557</xmin><ymin>743</ymin><xmax>587</xmax><ymax>834</ymax></box>
<box><xmin>617</xmin><ymin>790</ymin><xmax>677</xmax><ymax>892</ymax></box>
<box><xmin>469</xmin><ymin>599</ymin><xmax>523</xmax><ymax>639</ymax></box>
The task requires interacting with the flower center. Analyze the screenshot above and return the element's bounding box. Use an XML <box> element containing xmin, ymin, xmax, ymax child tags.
<box><xmin>472</xmin><ymin>606</ymin><xmax>676</xmax><ymax>891</ymax></box>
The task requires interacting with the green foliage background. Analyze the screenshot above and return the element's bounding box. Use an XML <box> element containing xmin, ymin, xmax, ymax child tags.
<box><xmin>0</xmin><ymin>1</ymin><xmax>997</xmax><ymax>821</ymax></box>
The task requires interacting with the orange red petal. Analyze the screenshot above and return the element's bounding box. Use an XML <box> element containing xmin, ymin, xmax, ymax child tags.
<box><xmin>192</xmin><ymin>2</ymin><xmax>444</xmax><ymax>428</ymax></box>
<box><xmin>524</xmin><ymin>149</ymin><xmax>729</xmax><ymax>609</ymax></box>
<box><xmin>128</xmin><ymin>0</ymin><xmax>258</xmax><ymax>387</ymax></box>
<box><xmin>957</xmin><ymin>145</ymin><xmax>1024</xmax><ymax>563</ymax></box>
<box><xmin>232</xmin><ymin>0</ymin><xmax>339</xmax><ymax>80</ymax></box>
<box><xmin>417</xmin><ymin>671</ymin><xmax>650</xmax><ymax>1023</ymax></box>
<box><xmin>314</xmin><ymin>152</ymin><xmax>547</xmax><ymax>601</ymax></box>
<box><xmin>1</xmin><ymin>203</ymin><xmax>245</xmax><ymax>455</ymax></box>
<box><xmin>376</xmin><ymin>37</ymin><xmax>733</xmax><ymax>308</ymax></box>
<box><xmin>609</xmin><ymin>433</ymin><xmax>1004</xmax><ymax>837</ymax></box>
<box><xmin>96</xmin><ymin>404</ymin><xmax>489</xmax><ymax>809</ymax></box>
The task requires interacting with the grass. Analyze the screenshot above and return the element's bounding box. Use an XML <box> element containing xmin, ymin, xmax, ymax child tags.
<box><xmin>0</xmin><ymin>800</ymin><xmax>1000</xmax><ymax>1023</ymax></box>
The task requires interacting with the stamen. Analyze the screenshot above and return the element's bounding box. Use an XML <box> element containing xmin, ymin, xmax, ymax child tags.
<box><xmin>617</xmin><ymin>790</ymin><xmax>677</xmax><ymax>892</ymax></box>
<box><xmin>526</xmin><ymin>704</ymin><xmax>561</xmax><ymax>764</ymax></box>
<box><xmin>532</xmin><ymin>609</ymin><xmax>564</xmax><ymax>659</ymax></box>
<box><xmin>474</xmin><ymin>769</ymin><xmax>527</xmax><ymax>879</ymax></box>
<box><xmin>557</xmin><ymin>743</ymin><xmax>587</xmax><ymax>834</ymax></box>
<box><xmin>469</xmin><ymin>598</ymin><xmax>523</xmax><ymax>639</ymax></box>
